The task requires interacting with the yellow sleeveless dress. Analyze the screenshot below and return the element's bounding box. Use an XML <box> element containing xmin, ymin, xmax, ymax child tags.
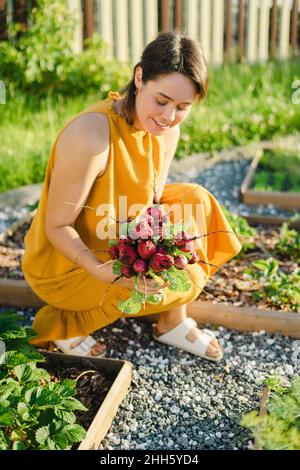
<box><xmin>22</xmin><ymin>91</ymin><xmax>242</xmax><ymax>348</ymax></box>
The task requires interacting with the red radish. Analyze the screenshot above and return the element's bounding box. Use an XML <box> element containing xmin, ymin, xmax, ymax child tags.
<box><xmin>119</xmin><ymin>237</ymin><xmax>135</xmax><ymax>246</ymax></box>
<box><xmin>179</xmin><ymin>240</ymin><xmax>194</xmax><ymax>252</ymax></box>
<box><xmin>174</xmin><ymin>254</ymin><xmax>188</xmax><ymax>269</ymax></box>
<box><xmin>129</xmin><ymin>221</ymin><xmax>153</xmax><ymax>240</ymax></box>
<box><xmin>146</xmin><ymin>205</ymin><xmax>165</xmax><ymax>220</ymax></box>
<box><xmin>108</xmin><ymin>245</ymin><xmax>119</xmax><ymax>260</ymax></box>
<box><xmin>121</xmin><ymin>265</ymin><xmax>134</xmax><ymax>278</ymax></box>
<box><xmin>188</xmin><ymin>251</ymin><xmax>200</xmax><ymax>264</ymax></box>
<box><xmin>119</xmin><ymin>245</ymin><xmax>137</xmax><ymax>265</ymax></box>
<box><xmin>150</xmin><ymin>253</ymin><xmax>174</xmax><ymax>272</ymax></box>
<box><xmin>137</xmin><ymin>240</ymin><xmax>157</xmax><ymax>260</ymax></box>
<box><xmin>153</xmin><ymin>192</ymin><xmax>159</xmax><ymax>204</ymax></box>
<box><xmin>133</xmin><ymin>259</ymin><xmax>148</xmax><ymax>273</ymax></box>
<box><xmin>156</xmin><ymin>246</ymin><xmax>168</xmax><ymax>255</ymax></box>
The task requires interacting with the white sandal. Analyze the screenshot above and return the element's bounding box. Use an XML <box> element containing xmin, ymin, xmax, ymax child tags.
<box><xmin>54</xmin><ymin>335</ymin><xmax>106</xmax><ymax>358</ymax></box>
<box><xmin>152</xmin><ymin>317</ymin><xmax>223</xmax><ymax>362</ymax></box>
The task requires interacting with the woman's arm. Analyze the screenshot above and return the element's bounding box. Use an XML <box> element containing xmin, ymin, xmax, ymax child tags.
<box><xmin>45</xmin><ymin>112</ymin><xmax>117</xmax><ymax>284</ymax></box>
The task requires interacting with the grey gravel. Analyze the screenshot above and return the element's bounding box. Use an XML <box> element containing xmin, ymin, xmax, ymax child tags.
<box><xmin>168</xmin><ymin>158</ymin><xmax>298</xmax><ymax>219</ymax></box>
<box><xmin>4</xmin><ymin>306</ymin><xmax>298</xmax><ymax>450</ymax></box>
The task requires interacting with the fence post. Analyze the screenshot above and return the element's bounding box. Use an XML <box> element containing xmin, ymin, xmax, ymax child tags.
<box><xmin>270</xmin><ymin>0</ymin><xmax>278</xmax><ymax>59</ymax></box>
<box><xmin>129</xmin><ymin>0</ymin><xmax>144</xmax><ymax>64</ymax></box>
<box><xmin>68</xmin><ymin>0</ymin><xmax>83</xmax><ymax>54</ymax></box>
<box><xmin>115</xmin><ymin>0</ymin><xmax>129</xmax><ymax>61</ymax></box>
<box><xmin>279</xmin><ymin>0</ymin><xmax>292</xmax><ymax>59</ymax></box>
<box><xmin>186</xmin><ymin>0</ymin><xmax>198</xmax><ymax>40</ymax></box>
<box><xmin>238</xmin><ymin>0</ymin><xmax>245</xmax><ymax>62</ymax></box>
<box><xmin>246</xmin><ymin>0</ymin><xmax>258</xmax><ymax>63</ymax></box>
<box><xmin>144</xmin><ymin>0</ymin><xmax>158</xmax><ymax>44</ymax></box>
<box><xmin>0</xmin><ymin>0</ymin><xmax>7</xmax><ymax>40</ymax></box>
<box><xmin>84</xmin><ymin>0</ymin><xmax>94</xmax><ymax>42</ymax></box>
<box><xmin>0</xmin><ymin>80</ymin><xmax>6</xmax><ymax>105</ymax></box>
<box><xmin>199</xmin><ymin>0</ymin><xmax>211</xmax><ymax>63</ymax></box>
<box><xmin>174</xmin><ymin>0</ymin><xmax>183</xmax><ymax>31</ymax></box>
<box><xmin>212</xmin><ymin>0</ymin><xmax>224</xmax><ymax>66</ymax></box>
<box><xmin>225</xmin><ymin>0</ymin><xmax>233</xmax><ymax>62</ymax></box>
<box><xmin>98</xmin><ymin>0</ymin><xmax>113</xmax><ymax>59</ymax></box>
<box><xmin>160</xmin><ymin>0</ymin><xmax>169</xmax><ymax>31</ymax></box>
<box><xmin>290</xmin><ymin>0</ymin><xmax>299</xmax><ymax>55</ymax></box>
<box><xmin>258</xmin><ymin>0</ymin><xmax>270</xmax><ymax>63</ymax></box>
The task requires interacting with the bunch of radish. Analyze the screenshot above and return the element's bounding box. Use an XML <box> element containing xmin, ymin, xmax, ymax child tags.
<box><xmin>107</xmin><ymin>196</ymin><xmax>202</xmax><ymax>314</ymax></box>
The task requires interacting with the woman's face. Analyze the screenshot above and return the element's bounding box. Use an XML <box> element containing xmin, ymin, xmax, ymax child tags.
<box><xmin>132</xmin><ymin>67</ymin><xmax>198</xmax><ymax>134</ymax></box>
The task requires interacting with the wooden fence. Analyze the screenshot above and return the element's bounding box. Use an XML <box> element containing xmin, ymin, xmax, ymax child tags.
<box><xmin>0</xmin><ymin>0</ymin><xmax>299</xmax><ymax>65</ymax></box>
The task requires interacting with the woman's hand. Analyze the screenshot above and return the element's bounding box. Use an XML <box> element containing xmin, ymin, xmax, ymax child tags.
<box><xmin>95</xmin><ymin>260</ymin><xmax>170</xmax><ymax>294</ymax></box>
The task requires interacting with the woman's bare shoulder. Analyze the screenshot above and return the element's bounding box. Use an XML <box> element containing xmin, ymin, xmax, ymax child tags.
<box><xmin>56</xmin><ymin>111</ymin><xmax>111</xmax><ymax>177</ymax></box>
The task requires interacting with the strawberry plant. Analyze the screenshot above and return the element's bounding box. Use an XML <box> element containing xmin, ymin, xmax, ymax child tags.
<box><xmin>0</xmin><ymin>313</ymin><xmax>87</xmax><ymax>450</ymax></box>
<box><xmin>243</xmin><ymin>257</ymin><xmax>300</xmax><ymax>312</ymax></box>
<box><xmin>274</xmin><ymin>221</ymin><xmax>300</xmax><ymax>264</ymax></box>
<box><xmin>241</xmin><ymin>375</ymin><xmax>300</xmax><ymax>450</ymax></box>
<box><xmin>221</xmin><ymin>206</ymin><xmax>257</xmax><ymax>255</ymax></box>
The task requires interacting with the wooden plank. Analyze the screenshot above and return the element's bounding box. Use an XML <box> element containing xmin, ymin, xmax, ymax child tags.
<box><xmin>160</xmin><ymin>0</ymin><xmax>169</xmax><ymax>31</ymax></box>
<box><xmin>84</xmin><ymin>0</ymin><xmax>94</xmax><ymax>40</ymax></box>
<box><xmin>174</xmin><ymin>0</ymin><xmax>183</xmax><ymax>31</ymax></box>
<box><xmin>279</xmin><ymin>0</ymin><xmax>292</xmax><ymax>59</ymax></box>
<box><xmin>144</xmin><ymin>0</ymin><xmax>158</xmax><ymax>43</ymax></box>
<box><xmin>129</xmin><ymin>0</ymin><xmax>144</xmax><ymax>64</ymax></box>
<box><xmin>42</xmin><ymin>352</ymin><xmax>132</xmax><ymax>451</ymax></box>
<box><xmin>78</xmin><ymin>360</ymin><xmax>132</xmax><ymax>450</ymax></box>
<box><xmin>270</xmin><ymin>0</ymin><xmax>278</xmax><ymax>59</ymax></box>
<box><xmin>185</xmin><ymin>0</ymin><xmax>198</xmax><ymax>40</ymax></box>
<box><xmin>0</xmin><ymin>279</ymin><xmax>44</xmax><ymax>308</ymax></box>
<box><xmin>0</xmin><ymin>0</ymin><xmax>7</xmax><ymax>40</ymax></box>
<box><xmin>238</xmin><ymin>0</ymin><xmax>245</xmax><ymax>62</ymax></box>
<box><xmin>242</xmin><ymin>189</ymin><xmax>300</xmax><ymax>210</ymax></box>
<box><xmin>2</xmin><ymin>278</ymin><xmax>300</xmax><ymax>339</ymax></box>
<box><xmin>246</xmin><ymin>0</ymin><xmax>258</xmax><ymax>63</ymax></box>
<box><xmin>68</xmin><ymin>0</ymin><xmax>83</xmax><ymax>54</ymax></box>
<box><xmin>225</xmin><ymin>0</ymin><xmax>233</xmax><ymax>62</ymax></box>
<box><xmin>98</xmin><ymin>0</ymin><xmax>113</xmax><ymax>59</ymax></box>
<box><xmin>244</xmin><ymin>214</ymin><xmax>300</xmax><ymax>230</ymax></box>
<box><xmin>212</xmin><ymin>0</ymin><xmax>224</xmax><ymax>65</ymax></box>
<box><xmin>258</xmin><ymin>0</ymin><xmax>270</xmax><ymax>62</ymax></box>
<box><xmin>199</xmin><ymin>0</ymin><xmax>211</xmax><ymax>62</ymax></box>
<box><xmin>115</xmin><ymin>0</ymin><xmax>129</xmax><ymax>61</ymax></box>
<box><xmin>239</xmin><ymin>149</ymin><xmax>263</xmax><ymax>197</ymax></box>
<box><xmin>291</xmin><ymin>0</ymin><xmax>299</xmax><ymax>54</ymax></box>
<box><xmin>141</xmin><ymin>300</ymin><xmax>300</xmax><ymax>339</ymax></box>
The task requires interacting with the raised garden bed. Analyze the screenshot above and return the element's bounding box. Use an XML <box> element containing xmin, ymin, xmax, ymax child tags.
<box><xmin>0</xmin><ymin>208</ymin><xmax>299</xmax><ymax>338</ymax></box>
<box><xmin>41</xmin><ymin>351</ymin><xmax>132</xmax><ymax>450</ymax></box>
<box><xmin>240</xmin><ymin>148</ymin><xmax>300</xmax><ymax>210</ymax></box>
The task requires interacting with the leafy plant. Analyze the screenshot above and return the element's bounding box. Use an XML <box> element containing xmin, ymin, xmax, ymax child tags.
<box><xmin>241</xmin><ymin>375</ymin><xmax>300</xmax><ymax>450</ymax></box>
<box><xmin>274</xmin><ymin>221</ymin><xmax>300</xmax><ymax>263</ymax></box>
<box><xmin>252</xmin><ymin>149</ymin><xmax>300</xmax><ymax>193</ymax></box>
<box><xmin>221</xmin><ymin>206</ymin><xmax>257</xmax><ymax>255</ymax></box>
<box><xmin>0</xmin><ymin>313</ymin><xmax>87</xmax><ymax>450</ymax></box>
<box><xmin>244</xmin><ymin>257</ymin><xmax>300</xmax><ymax>312</ymax></box>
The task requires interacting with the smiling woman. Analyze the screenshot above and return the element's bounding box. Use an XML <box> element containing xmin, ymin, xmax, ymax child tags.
<box><xmin>21</xmin><ymin>31</ymin><xmax>241</xmax><ymax>361</ymax></box>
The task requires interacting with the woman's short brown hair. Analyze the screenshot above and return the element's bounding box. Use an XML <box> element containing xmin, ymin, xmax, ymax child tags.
<box><xmin>119</xmin><ymin>30</ymin><xmax>209</xmax><ymax>126</ymax></box>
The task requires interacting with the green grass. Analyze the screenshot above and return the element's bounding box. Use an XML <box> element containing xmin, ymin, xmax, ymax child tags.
<box><xmin>0</xmin><ymin>58</ymin><xmax>299</xmax><ymax>192</ymax></box>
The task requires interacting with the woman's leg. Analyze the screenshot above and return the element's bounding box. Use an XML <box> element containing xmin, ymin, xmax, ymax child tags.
<box><xmin>155</xmin><ymin>303</ymin><xmax>222</xmax><ymax>358</ymax></box>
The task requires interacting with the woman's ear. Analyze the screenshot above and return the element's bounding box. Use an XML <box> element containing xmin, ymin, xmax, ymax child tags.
<box><xmin>134</xmin><ymin>66</ymin><xmax>143</xmax><ymax>89</ymax></box>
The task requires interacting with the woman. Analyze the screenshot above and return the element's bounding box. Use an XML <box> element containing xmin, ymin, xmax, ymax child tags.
<box><xmin>22</xmin><ymin>31</ymin><xmax>242</xmax><ymax>361</ymax></box>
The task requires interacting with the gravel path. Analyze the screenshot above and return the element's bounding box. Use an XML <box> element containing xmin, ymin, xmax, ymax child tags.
<box><xmin>168</xmin><ymin>158</ymin><xmax>298</xmax><ymax>218</ymax></box>
<box><xmin>3</xmin><ymin>306</ymin><xmax>299</xmax><ymax>450</ymax></box>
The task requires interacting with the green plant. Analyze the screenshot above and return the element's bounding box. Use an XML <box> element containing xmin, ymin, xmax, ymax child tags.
<box><xmin>221</xmin><ymin>206</ymin><xmax>257</xmax><ymax>255</ymax></box>
<box><xmin>274</xmin><ymin>220</ymin><xmax>300</xmax><ymax>263</ymax></box>
<box><xmin>0</xmin><ymin>0</ymin><xmax>131</xmax><ymax>100</ymax></box>
<box><xmin>0</xmin><ymin>313</ymin><xmax>87</xmax><ymax>450</ymax></box>
<box><xmin>244</xmin><ymin>257</ymin><xmax>300</xmax><ymax>312</ymax></box>
<box><xmin>252</xmin><ymin>149</ymin><xmax>300</xmax><ymax>193</ymax></box>
<box><xmin>241</xmin><ymin>375</ymin><xmax>300</xmax><ymax>450</ymax></box>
